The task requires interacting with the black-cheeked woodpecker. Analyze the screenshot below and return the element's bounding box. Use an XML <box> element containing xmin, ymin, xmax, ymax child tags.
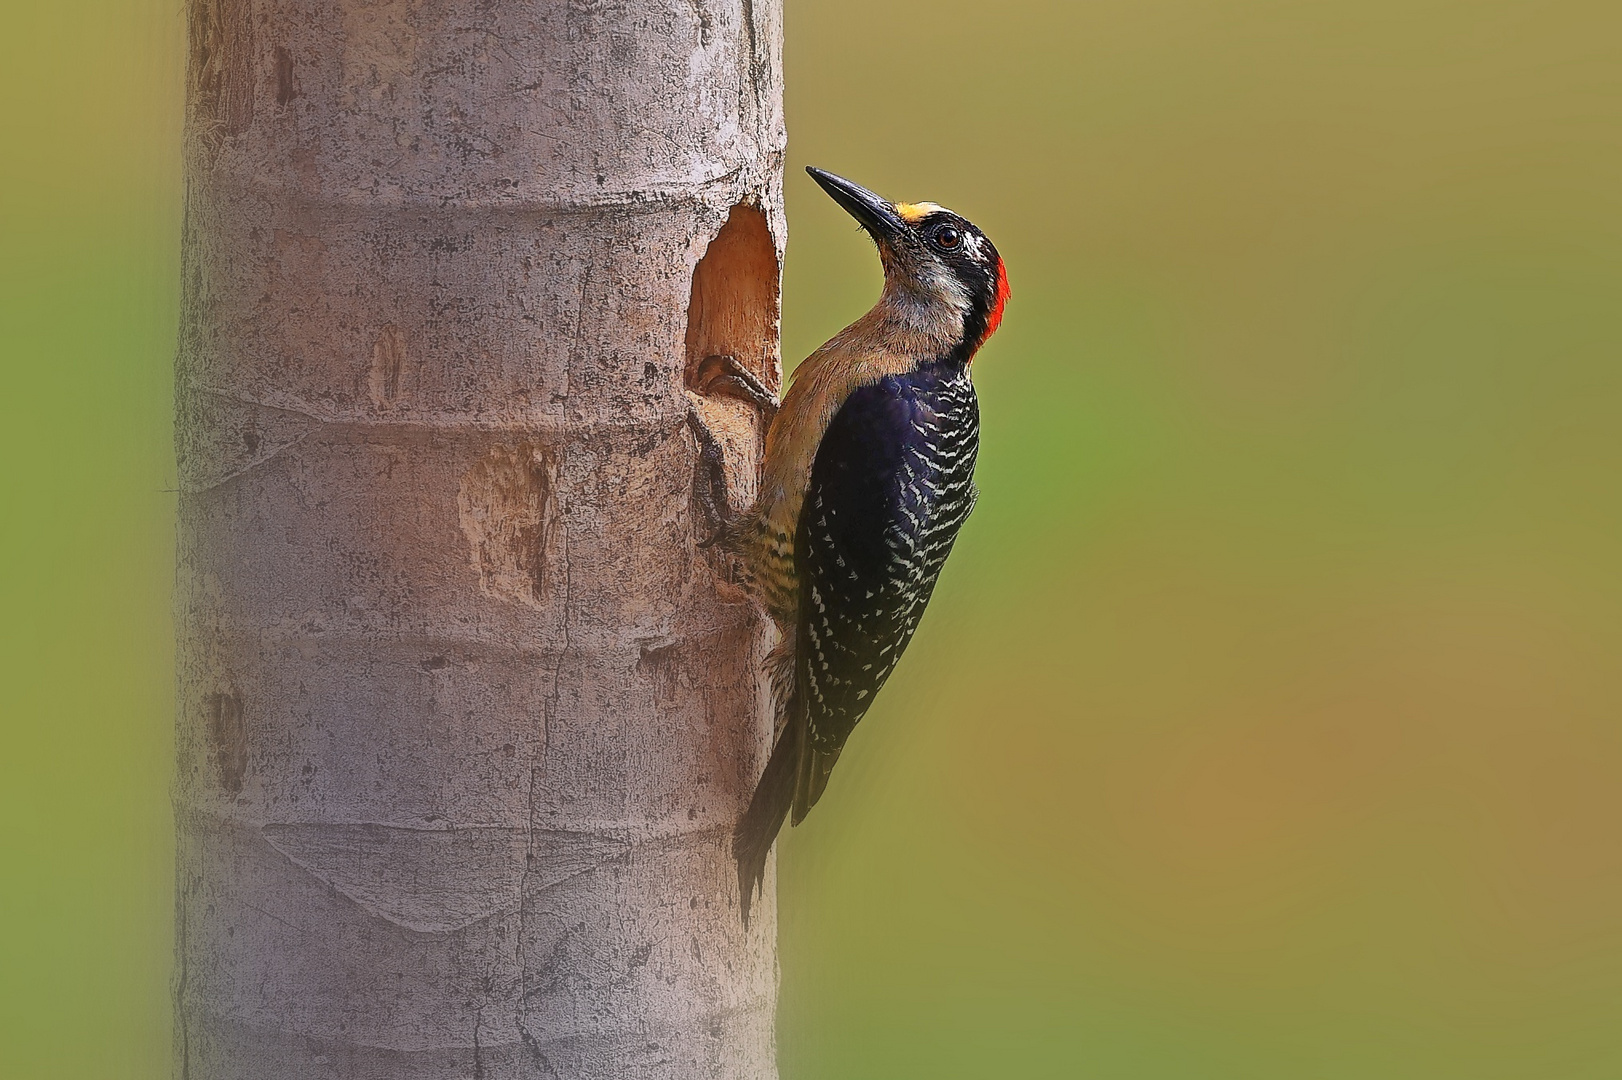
<box><xmin>690</xmin><ymin>167</ymin><xmax>1010</xmax><ymax>919</ymax></box>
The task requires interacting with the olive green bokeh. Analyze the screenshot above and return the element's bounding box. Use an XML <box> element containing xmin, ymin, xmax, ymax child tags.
<box><xmin>4</xmin><ymin>1</ymin><xmax>1621</xmax><ymax>1077</ymax></box>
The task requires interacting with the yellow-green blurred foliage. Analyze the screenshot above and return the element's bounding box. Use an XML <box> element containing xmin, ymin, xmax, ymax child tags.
<box><xmin>1</xmin><ymin>3</ymin><xmax>181</xmax><ymax>1078</ymax></box>
<box><xmin>4</xmin><ymin>1</ymin><xmax>1621</xmax><ymax>1077</ymax></box>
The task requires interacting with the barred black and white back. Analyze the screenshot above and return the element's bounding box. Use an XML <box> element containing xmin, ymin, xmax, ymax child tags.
<box><xmin>795</xmin><ymin>359</ymin><xmax>979</xmax><ymax>811</ymax></box>
<box><xmin>732</xmin><ymin>358</ymin><xmax>981</xmax><ymax>915</ymax></box>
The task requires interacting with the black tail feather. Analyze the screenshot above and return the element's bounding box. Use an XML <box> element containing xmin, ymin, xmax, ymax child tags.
<box><xmin>791</xmin><ymin>744</ymin><xmax>842</xmax><ymax>826</ymax></box>
<box><xmin>733</xmin><ymin>710</ymin><xmax>803</xmax><ymax>925</ymax></box>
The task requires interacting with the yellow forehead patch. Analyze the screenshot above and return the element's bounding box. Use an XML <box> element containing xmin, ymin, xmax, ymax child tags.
<box><xmin>893</xmin><ymin>201</ymin><xmax>945</xmax><ymax>224</ymax></box>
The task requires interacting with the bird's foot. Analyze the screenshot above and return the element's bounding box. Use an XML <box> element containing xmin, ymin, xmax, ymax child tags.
<box><xmin>694</xmin><ymin>354</ymin><xmax>780</xmax><ymax>426</ymax></box>
<box><xmin>689</xmin><ymin>355</ymin><xmax>775</xmax><ymax>547</ymax></box>
<box><xmin>686</xmin><ymin>407</ymin><xmax>735</xmax><ymax>548</ymax></box>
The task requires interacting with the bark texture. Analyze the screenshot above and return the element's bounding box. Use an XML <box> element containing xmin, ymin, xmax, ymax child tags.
<box><xmin>174</xmin><ymin>2</ymin><xmax>785</xmax><ymax>1076</ymax></box>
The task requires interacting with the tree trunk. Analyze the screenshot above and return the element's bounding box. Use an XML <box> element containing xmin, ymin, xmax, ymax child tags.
<box><xmin>173</xmin><ymin>2</ymin><xmax>785</xmax><ymax>1077</ymax></box>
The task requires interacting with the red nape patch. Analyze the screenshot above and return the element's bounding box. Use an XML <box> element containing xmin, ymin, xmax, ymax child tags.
<box><xmin>981</xmin><ymin>257</ymin><xmax>1011</xmax><ymax>347</ymax></box>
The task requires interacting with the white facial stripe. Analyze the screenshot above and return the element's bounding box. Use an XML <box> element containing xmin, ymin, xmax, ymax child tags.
<box><xmin>915</xmin><ymin>262</ymin><xmax>972</xmax><ymax>313</ymax></box>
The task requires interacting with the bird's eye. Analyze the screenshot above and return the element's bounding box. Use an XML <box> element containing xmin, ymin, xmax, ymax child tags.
<box><xmin>934</xmin><ymin>226</ymin><xmax>962</xmax><ymax>250</ymax></box>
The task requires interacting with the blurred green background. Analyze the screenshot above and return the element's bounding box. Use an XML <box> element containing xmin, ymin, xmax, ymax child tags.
<box><xmin>4</xmin><ymin>0</ymin><xmax>1622</xmax><ymax>1076</ymax></box>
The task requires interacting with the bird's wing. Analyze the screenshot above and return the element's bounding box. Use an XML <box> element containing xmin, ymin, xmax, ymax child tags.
<box><xmin>790</xmin><ymin>373</ymin><xmax>978</xmax><ymax>821</ymax></box>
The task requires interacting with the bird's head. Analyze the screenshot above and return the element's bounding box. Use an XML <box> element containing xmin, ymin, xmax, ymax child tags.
<box><xmin>808</xmin><ymin>166</ymin><xmax>1010</xmax><ymax>356</ymax></box>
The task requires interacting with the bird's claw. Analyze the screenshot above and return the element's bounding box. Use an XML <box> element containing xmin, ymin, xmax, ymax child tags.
<box><xmin>687</xmin><ymin>407</ymin><xmax>735</xmax><ymax>545</ymax></box>
<box><xmin>695</xmin><ymin>354</ymin><xmax>780</xmax><ymax>424</ymax></box>
<box><xmin>689</xmin><ymin>355</ymin><xmax>775</xmax><ymax>546</ymax></box>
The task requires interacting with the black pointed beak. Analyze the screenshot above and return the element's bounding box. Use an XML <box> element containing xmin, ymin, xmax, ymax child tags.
<box><xmin>807</xmin><ymin>167</ymin><xmax>907</xmax><ymax>245</ymax></box>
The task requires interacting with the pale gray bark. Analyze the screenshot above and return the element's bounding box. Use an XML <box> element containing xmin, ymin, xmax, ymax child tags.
<box><xmin>174</xmin><ymin>1</ymin><xmax>785</xmax><ymax>1076</ymax></box>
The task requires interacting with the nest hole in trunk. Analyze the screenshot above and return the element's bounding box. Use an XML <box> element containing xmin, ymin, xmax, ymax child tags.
<box><xmin>684</xmin><ymin>203</ymin><xmax>781</xmax><ymax>402</ymax></box>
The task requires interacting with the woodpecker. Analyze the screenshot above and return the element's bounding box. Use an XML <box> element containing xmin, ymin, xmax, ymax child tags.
<box><xmin>690</xmin><ymin>167</ymin><xmax>1009</xmax><ymax>919</ymax></box>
